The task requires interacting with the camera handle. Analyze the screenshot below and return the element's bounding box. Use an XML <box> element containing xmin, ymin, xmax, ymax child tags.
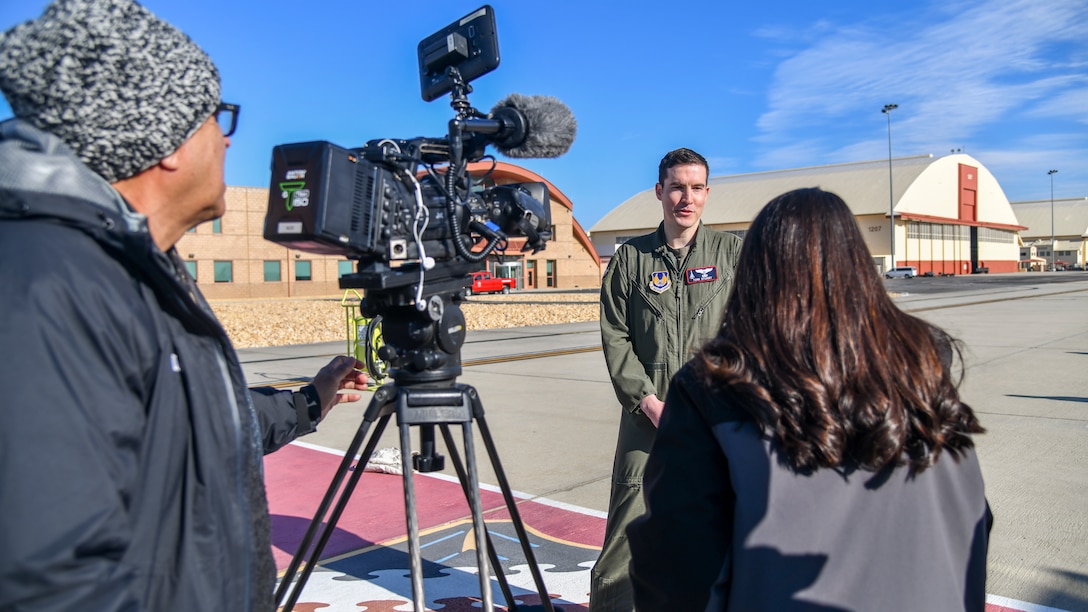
<box><xmin>275</xmin><ymin>382</ymin><xmax>561</xmax><ymax>612</ymax></box>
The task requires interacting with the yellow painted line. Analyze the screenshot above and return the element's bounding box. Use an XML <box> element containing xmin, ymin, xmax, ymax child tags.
<box><xmin>463</xmin><ymin>345</ymin><xmax>601</xmax><ymax>367</ymax></box>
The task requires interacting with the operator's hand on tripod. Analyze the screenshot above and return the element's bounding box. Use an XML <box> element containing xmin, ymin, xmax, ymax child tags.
<box><xmin>311</xmin><ymin>356</ymin><xmax>368</xmax><ymax>420</ymax></box>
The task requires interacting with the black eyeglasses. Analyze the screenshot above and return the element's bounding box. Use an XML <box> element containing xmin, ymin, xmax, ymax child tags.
<box><xmin>215</xmin><ymin>102</ymin><xmax>240</xmax><ymax>137</ymax></box>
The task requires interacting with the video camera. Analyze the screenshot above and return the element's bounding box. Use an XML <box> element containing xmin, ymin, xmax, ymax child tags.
<box><xmin>262</xmin><ymin>5</ymin><xmax>575</xmax><ymax>384</ymax></box>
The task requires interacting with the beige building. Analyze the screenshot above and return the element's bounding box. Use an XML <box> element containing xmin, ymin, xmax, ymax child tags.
<box><xmin>1010</xmin><ymin>197</ymin><xmax>1088</xmax><ymax>271</ymax></box>
<box><xmin>591</xmin><ymin>153</ymin><xmax>1025</xmax><ymax>276</ymax></box>
<box><xmin>177</xmin><ymin>162</ymin><xmax>600</xmax><ymax>299</ymax></box>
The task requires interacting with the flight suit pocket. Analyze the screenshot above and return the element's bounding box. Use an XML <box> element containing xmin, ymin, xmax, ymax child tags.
<box><xmin>633</xmin><ymin>287</ymin><xmax>665</xmax><ymax>338</ymax></box>
<box><xmin>644</xmin><ymin>361</ymin><xmax>667</xmax><ymax>400</ymax></box>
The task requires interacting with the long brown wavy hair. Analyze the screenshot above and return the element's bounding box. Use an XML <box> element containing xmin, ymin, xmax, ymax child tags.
<box><xmin>695</xmin><ymin>188</ymin><xmax>983</xmax><ymax>474</ymax></box>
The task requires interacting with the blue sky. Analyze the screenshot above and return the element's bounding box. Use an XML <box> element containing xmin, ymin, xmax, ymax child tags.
<box><xmin>2</xmin><ymin>0</ymin><xmax>1085</xmax><ymax>229</ymax></box>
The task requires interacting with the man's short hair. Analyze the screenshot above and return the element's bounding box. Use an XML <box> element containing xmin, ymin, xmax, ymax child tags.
<box><xmin>658</xmin><ymin>148</ymin><xmax>710</xmax><ymax>185</ymax></box>
<box><xmin>0</xmin><ymin>0</ymin><xmax>221</xmax><ymax>182</ymax></box>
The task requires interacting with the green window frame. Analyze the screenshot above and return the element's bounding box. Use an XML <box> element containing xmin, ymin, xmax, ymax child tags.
<box><xmin>295</xmin><ymin>260</ymin><xmax>312</xmax><ymax>281</ymax></box>
<box><xmin>263</xmin><ymin>260</ymin><xmax>281</xmax><ymax>282</ymax></box>
<box><xmin>213</xmin><ymin>260</ymin><xmax>232</xmax><ymax>283</ymax></box>
<box><xmin>338</xmin><ymin>260</ymin><xmax>354</xmax><ymax>278</ymax></box>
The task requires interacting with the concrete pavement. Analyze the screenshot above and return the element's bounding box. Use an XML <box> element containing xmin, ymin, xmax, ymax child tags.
<box><xmin>240</xmin><ymin>275</ymin><xmax>1088</xmax><ymax>611</ymax></box>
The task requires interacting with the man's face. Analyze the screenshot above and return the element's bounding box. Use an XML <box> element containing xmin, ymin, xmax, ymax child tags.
<box><xmin>656</xmin><ymin>163</ymin><xmax>709</xmax><ymax>238</ymax></box>
<box><xmin>175</xmin><ymin>115</ymin><xmax>230</xmax><ymax>226</ymax></box>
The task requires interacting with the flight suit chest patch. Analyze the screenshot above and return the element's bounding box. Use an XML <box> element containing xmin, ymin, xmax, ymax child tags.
<box><xmin>648</xmin><ymin>271</ymin><xmax>671</xmax><ymax>294</ymax></box>
<box><xmin>685</xmin><ymin>266</ymin><xmax>718</xmax><ymax>284</ymax></box>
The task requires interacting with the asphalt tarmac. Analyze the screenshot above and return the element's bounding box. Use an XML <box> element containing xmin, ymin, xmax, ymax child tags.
<box><xmin>240</xmin><ymin>272</ymin><xmax>1088</xmax><ymax>611</ymax></box>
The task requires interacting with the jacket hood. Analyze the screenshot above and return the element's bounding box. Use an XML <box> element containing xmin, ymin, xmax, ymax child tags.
<box><xmin>0</xmin><ymin>118</ymin><xmax>221</xmax><ymax>334</ymax></box>
<box><xmin>0</xmin><ymin>118</ymin><xmax>154</xmax><ymax>255</ymax></box>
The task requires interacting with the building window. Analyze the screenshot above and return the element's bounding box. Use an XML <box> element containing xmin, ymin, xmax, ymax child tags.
<box><xmin>545</xmin><ymin>259</ymin><xmax>556</xmax><ymax>288</ymax></box>
<box><xmin>212</xmin><ymin>218</ymin><xmax>222</xmax><ymax>234</ymax></box>
<box><xmin>296</xmin><ymin>260</ymin><xmax>312</xmax><ymax>281</ymax></box>
<box><xmin>184</xmin><ymin>261</ymin><xmax>197</xmax><ymax>280</ymax></box>
<box><xmin>976</xmin><ymin>227</ymin><xmax>1014</xmax><ymax>244</ymax></box>
<box><xmin>527</xmin><ymin>260</ymin><xmax>537</xmax><ymax>288</ymax></box>
<box><xmin>338</xmin><ymin>260</ymin><xmax>354</xmax><ymax>278</ymax></box>
<box><xmin>263</xmin><ymin>260</ymin><xmax>281</xmax><ymax>282</ymax></box>
<box><xmin>213</xmin><ymin>260</ymin><xmax>232</xmax><ymax>283</ymax></box>
<box><xmin>186</xmin><ymin>227</ymin><xmax>196</xmax><ymax>234</ymax></box>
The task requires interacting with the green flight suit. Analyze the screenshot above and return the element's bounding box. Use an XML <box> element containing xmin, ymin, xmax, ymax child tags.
<box><xmin>591</xmin><ymin>222</ymin><xmax>742</xmax><ymax>612</ymax></box>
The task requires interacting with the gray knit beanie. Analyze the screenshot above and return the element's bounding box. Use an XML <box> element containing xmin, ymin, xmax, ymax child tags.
<box><xmin>0</xmin><ymin>0</ymin><xmax>221</xmax><ymax>182</ymax></box>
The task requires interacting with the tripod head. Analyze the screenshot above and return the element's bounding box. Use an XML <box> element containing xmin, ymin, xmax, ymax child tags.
<box><xmin>343</xmin><ymin>260</ymin><xmax>474</xmax><ymax>386</ymax></box>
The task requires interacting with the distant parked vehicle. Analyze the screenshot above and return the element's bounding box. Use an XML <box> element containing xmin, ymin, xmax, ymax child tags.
<box><xmin>466</xmin><ymin>271</ymin><xmax>516</xmax><ymax>295</ymax></box>
<box><xmin>885</xmin><ymin>266</ymin><xmax>917</xmax><ymax>279</ymax></box>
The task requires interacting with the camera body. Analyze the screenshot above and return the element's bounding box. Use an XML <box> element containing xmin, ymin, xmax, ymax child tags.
<box><xmin>263</xmin><ymin>138</ymin><xmax>551</xmax><ymax>270</ymax></box>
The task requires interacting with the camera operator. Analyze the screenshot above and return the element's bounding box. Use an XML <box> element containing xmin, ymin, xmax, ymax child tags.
<box><xmin>593</xmin><ymin>148</ymin><xmax>743</xmax><ymax>611</ymax></box>
<box><xmin>0</xmin><ymin>1</ymin><xmax>366</xmax><ymax>610</ymax></box>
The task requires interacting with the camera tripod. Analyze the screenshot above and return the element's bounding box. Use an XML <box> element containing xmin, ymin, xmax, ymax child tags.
<box><xmin>276</xmin><ymin>266</ymin><xmax>561</xmax><ymax>612</ymax></box>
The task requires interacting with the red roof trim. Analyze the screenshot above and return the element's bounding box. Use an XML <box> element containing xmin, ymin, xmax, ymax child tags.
<box><xmin>895</xmin><ymin>212</ymin><xmax>1027</xmax><ymax>232</ymax></box>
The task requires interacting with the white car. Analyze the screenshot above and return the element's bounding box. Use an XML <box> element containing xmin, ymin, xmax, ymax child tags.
<box><xmin>885</xmin><ymin>266</ymin><xmax>917</xmax><ymax>279</ymax></box>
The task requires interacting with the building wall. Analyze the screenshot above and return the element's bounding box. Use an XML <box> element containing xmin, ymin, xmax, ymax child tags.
<box><xmin>896</xmin><ymin>222</ymin><xmax>1020</xmax><ymax>274</ymax></box>
<box><xmin>531</xmin><ymin>201</ymin><xmax>601</xmax><ymax>289</ymax></box>
<box><xmin>178</xmin><ymin>187</ymin><xmax>343</xmax><ymax>299</ymax></box>
<box><xmin>1010</xmin><ymin>198</ymin><xmax>1088</xmax><ymax>270</ymax></box>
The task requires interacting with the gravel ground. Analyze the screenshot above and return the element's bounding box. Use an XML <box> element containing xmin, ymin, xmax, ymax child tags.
<box><xmin>209</xmin><ymin>292</ymin><xmax>600</xmax><ymax>349</ymax></box>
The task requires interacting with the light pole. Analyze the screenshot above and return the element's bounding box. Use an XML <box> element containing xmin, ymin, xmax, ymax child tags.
<box><xmin>1048</xmin><ymin>169</ymin><xmax>1058</xmax><ymax>271</ymax></box>
<box><xmin>882</xmin><ymin>104</ymin><xmax>898</xmax><ymax>272</ymax></box>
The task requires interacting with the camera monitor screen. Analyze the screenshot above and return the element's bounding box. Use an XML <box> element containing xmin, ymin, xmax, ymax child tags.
<box><xmin>417</xmin><ymin>5</ymin><xmax>499</xmax><ymax>102</ymax></box>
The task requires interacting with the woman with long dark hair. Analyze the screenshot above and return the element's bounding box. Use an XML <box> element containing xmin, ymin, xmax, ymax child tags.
<box><xmin>627</xmin><ymin>188</ymin><xmax>990</xmax><ymax>611</ymax></box>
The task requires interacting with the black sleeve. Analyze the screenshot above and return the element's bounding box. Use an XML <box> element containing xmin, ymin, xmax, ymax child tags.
<box><xmin>249</xmin><ymin>386</ymin><xmax>318</xmax><ymax>455</ymax></box>
<box><xmin>627</xmin><ymin>368</ymin><xmax>735</xmax><ymax>611</ymax></box>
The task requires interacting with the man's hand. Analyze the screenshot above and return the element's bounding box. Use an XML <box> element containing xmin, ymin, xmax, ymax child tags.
<box><xmin>639</xmin><ymin>394</ymin><xmax>665</xmax><ymax>428</ymax></box>
<box><xmin>311</xmin><ymin>356</ymin><xmax>368</xmax><ymax>420</ymax></box>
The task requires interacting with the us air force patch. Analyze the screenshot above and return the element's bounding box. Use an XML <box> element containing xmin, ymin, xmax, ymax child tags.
<box><xmin>649</xmin><ymin>271</ymin><xmax>671</xmax><ymax>294</ymax></box>
<box><xmin>685</xmin><ymin>266</ymin><xmax>718</xmax><ymax>284</ymax></box>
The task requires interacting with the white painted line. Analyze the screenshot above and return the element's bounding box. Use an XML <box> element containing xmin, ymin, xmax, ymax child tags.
<box><xmin>289</xmin><ymin>440</ymin><xmax>609</xmax><ymax>519</ymax></box>
<box><xmin>986</xmin><ymin>594</ymin><xmax>1071</xmax><ymax>612</ymax></box>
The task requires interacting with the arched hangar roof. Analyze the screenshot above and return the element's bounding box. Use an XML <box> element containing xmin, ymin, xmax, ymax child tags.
<box><xmin>590</xmin><ymin>153</ymin><xmax>1023</xmax><ymax>234</ymax></box>
<box><xmin>1010</xmin><ymin>197</ymin><xmax>1088</xmax><ymax>239</ymax></box>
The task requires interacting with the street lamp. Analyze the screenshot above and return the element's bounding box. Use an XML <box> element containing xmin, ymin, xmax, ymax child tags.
<box><xmin>1049</xmin><ymin>169</ymin><xmax>1058</xmax><ymax>271</ymax></box>
<box><xmin>882</xmin><ymin>104</ymin><xmax>898</xmax><ymax>272</ymax></box>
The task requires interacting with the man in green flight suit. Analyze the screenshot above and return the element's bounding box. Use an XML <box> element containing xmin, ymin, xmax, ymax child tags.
<box><xmin>591</xmin><ymin>148</ymin><xmax>743</xmax><ymax>611</ymax></box>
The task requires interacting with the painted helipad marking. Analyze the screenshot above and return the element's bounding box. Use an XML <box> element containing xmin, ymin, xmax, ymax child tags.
<box><xmin>269</xmin><ymin>442</ymin><xmax>1068</xmax><ymax>612</ymax></box>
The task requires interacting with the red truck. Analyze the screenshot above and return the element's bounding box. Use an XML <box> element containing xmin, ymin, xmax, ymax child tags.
<box><xmin>466</xmin><ymin>271</ymin><xmax>516</xmax><ymax>295</ymax></box>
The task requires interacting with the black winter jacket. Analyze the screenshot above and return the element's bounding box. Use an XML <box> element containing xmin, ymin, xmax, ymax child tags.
<box><xmin>0</xmin><ymin>119</ymin><xmax>314</xmax><ymax>611</ymax></box>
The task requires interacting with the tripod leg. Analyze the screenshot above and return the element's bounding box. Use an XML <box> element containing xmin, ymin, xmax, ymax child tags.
<box><xmin>400</xmin><ymin>418</ymin><xmax>427</xmax><ymax>612</ymax></box>
<box><xmin>280</xmin><ymin>388</ymin><xmax>396</xmax><ymax>610</ymax></box>
<box><xmin>459</xmin><ymin>421</ymin><xmax>495</xmax><ymax>612</ymax></box>
<box><xmin>475</xmin><ymin>413</ymin><xmax>557</xmax><ymax>612</ymax></box>
<box><xmin>439</xmin><ymin>424</ymin><xmax>516</xmax><ymax>609</ymax></box>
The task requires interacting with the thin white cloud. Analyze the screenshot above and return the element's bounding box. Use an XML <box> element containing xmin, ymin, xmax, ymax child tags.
<box><xmin>1026</xmin><ymin>82</ymin><xmax>1088</xmax><ymax>124</ymax></box>
<box><xmin>753</xmin><ymin>0</ymin><xmax>1088</xmax><ymax>180</ymax></box>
